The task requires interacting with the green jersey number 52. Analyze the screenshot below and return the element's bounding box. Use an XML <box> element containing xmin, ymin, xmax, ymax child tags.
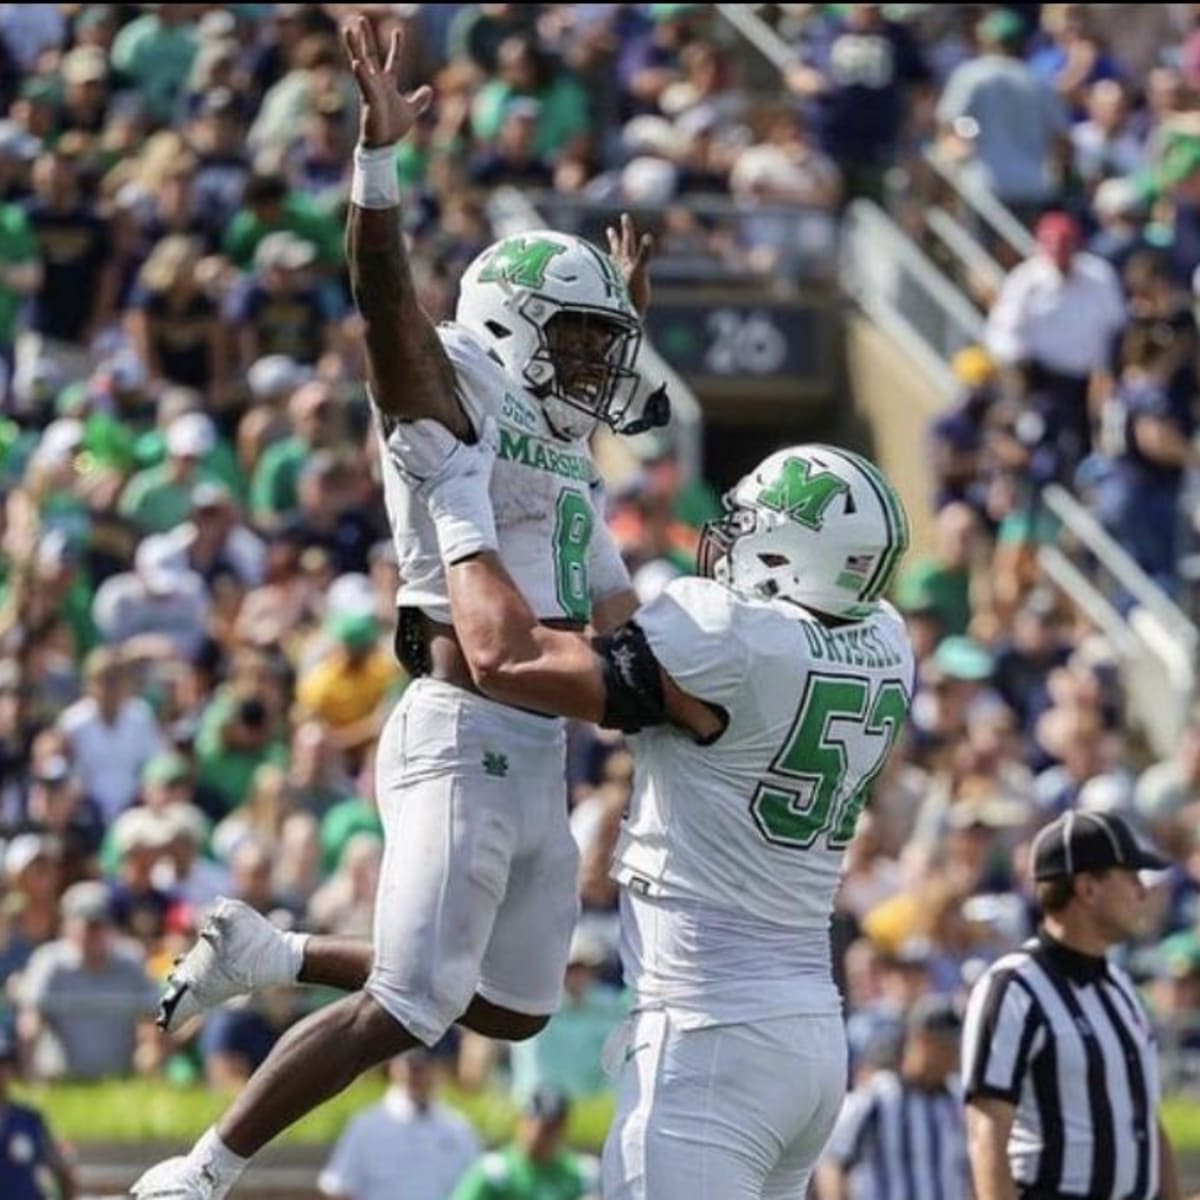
<box><xmin>751</xmin><ymin>673</ymin><xmax>909</xmax><ymax>851</ymax></box>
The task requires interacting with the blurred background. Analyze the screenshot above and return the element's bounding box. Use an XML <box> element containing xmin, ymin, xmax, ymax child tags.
<box><xmin>2</xmin><ymin>2</ymin><xmax>1200</xmax><ymax>1197</ymax></box>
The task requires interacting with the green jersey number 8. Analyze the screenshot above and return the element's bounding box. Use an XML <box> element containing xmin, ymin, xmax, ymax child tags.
<box><xmin>553</xmin><ymin>489</ymin><xmax>594</xmax><ymax>622</ymax></box>
<box><xmin>751</xmin><ymin>673</ymin><xmax>909</xmax><ymax>851</ymax></box>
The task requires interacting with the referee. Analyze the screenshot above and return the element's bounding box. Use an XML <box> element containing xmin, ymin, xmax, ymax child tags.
<box><xmin>962</xmin><ymin>811</ymin><xmax>1184</xmax><ymax>1200</ymax></box>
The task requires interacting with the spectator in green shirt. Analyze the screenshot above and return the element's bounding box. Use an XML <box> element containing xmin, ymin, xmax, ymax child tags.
<box><xmin>109</xmin><ymin>7</ymin><xmax>197</xmax><ymax>125</ymax></box>
<box><xmin>0</xmin><ymin>198</ymin><xmax>41</xmax><ymax>365</ymax></box>
<box><xmin>131</xmin><ymin>388</ymin><xmax>248</xmax><ymax>504</ymax></box>
<box><xmin>195</xmin><ymin>690</ymin><xmax>288</xmax><ymax>816</ymax></box>
<box><xmin>319</xmin><ymin>794</ymin><xmax>384</xmax><ymax>877</ymax></box>
<box><xmin>451</xmin><ymin>1088</ymin><xmax>598</xmax><ymax>1200</ymax></box>
<box><xmin>509</xmin><ymin>929</ymin><xmax>627</xmax><ymax>1105</ymax></box>
<box><xmin>118</xmin><ymin>413</ymin><xmax>223</xmax><ymax>535</ymax></box>
<box><xmin>893</xmin><ymin>501</ymin><xmax>980</xmax><ymax>638</ymax></box>
<box><xmin>471</xmin><ymin>36</ymin><xmax>590</xmax><ymax>162</ymax></box>
<box><xmin>223</xmin><ymin>170</ymin><xmax>343</xmax><ymax>271</ymax></box>
<box><xmin>250</xmin><ymin>380</ymin><xmax>342</xmax><ymax>527</ymax></box>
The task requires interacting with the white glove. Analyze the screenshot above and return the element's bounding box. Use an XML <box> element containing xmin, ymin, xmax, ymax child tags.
<box><xmin>385</xmin><ymin>417</ymin><xmax>499</xmax><ymax>564</ymax></box>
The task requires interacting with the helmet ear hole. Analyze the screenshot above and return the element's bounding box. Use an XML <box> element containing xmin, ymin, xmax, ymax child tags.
<box><xmin>758</xmin><ymin>553</ymin><xmax>788</xmax><ymax>568</ymax></box>
<box><xmin>484</xmin><ymin>320</ymin><xmax>511</xmax><ymax>340</ymax></box>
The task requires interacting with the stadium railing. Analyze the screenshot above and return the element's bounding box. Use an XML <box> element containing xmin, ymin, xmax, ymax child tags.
<box><xmin>838</xmin><ymin>200</ymin><xmax>1199</xmax><ymax>757</ymax></box>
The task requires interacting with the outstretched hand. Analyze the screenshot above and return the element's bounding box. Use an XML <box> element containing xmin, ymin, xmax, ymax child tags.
<box><xmin>607</xmin><ymin>212</ymin><xmax>654</xmax><ymax>316</ymax></box>
<box><xmin>342</xmin><ymin>16</ymin><xmax>433</xmax><ymax>148</ymax></box>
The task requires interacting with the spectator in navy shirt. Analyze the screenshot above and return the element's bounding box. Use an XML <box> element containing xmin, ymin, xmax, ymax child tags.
<box><xmin>14</xmin><ymin>148</ymin><xmax>118</xmax><ymax>415</ymax></box>
<box><xmin>230</xmin><ymin>233</ymin><xmax>336</xmax><ymax>369</ymax></box>
<box><xmin>0</xmin><ymin>1029</ymin><xmax>74</xmax><ymax>1200</ymax></box>
<box><xmin>1095</xmin><ymin>323</ymin><xmax>1198</xmax><ymax>590</ymax></box>
<box><xmin>468</xmin><ymin>99</ymin><xmax>554</xmax><ymax>189</ymax></box>
<box><xmin>288</xmin><ymin>95</ymin><xmax>354</xmax><ymax>215</ymax></box>
<box><xmin>126</xmin><ymin>235</ymin><xmax>226</xmax><ymax>395</ymax></box>
<box><xmin>786</xmin><ymin>3</ymin><xmax>930</xmax><ymax>203</ymax></box>
<box><xmin>189</xmin><ymin>89</ymin><xmax>252</xmax><ymax>230</ymax></box>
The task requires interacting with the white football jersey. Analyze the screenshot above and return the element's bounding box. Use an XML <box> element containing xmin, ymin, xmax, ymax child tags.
<box><xmin>612</xmin><ymin>577</ymin><xmax>914</xmax><ymax>1022</ymax></box>
<box><xmin>377</xmin><ymin>323</ymin><xmax>630</xmax><ymax>625</ymax></box>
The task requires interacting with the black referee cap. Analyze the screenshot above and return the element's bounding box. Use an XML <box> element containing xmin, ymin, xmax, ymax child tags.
<box><xmin>1031</xmin><ymin>811</ymin><xmax>1170</xmax><ymax>881</ymax></box>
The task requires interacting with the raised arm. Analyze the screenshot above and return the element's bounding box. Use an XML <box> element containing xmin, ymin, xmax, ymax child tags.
<box><xmin>342</xmin><ymin>17</ymin><xmax>468</xmax><ymax>436</ymax></box>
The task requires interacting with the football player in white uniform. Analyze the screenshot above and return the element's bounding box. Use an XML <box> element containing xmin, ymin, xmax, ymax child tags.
<box><xmin>132</xmin><ymin>19</ymin><xmax>663</xmax><ymax>1200</ymax></box>
<box><xmin>389</xmin><ymin>426</ymin><xmax>915</xmax><ymax>1200</ymax></box>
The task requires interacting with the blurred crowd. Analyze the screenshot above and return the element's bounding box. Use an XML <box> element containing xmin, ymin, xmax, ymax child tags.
<box><xmin>0</xmin><ymin>6</ymin><xmax>1198</xmax><ymax>1200</ymax></box>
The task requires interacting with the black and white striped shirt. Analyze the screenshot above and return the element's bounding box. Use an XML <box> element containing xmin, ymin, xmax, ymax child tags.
<box><xmin>823</xmin><ymin>1070</ymin><xmax>969</xmax><ymax>1200</ymax></box>
<box><xmin>963</xmin><ymin>931</ymin><xmax>1161</xmax><ymax>1200</ymax></box>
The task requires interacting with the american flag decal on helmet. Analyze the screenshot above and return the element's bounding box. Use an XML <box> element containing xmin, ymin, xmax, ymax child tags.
<box><xmin>836</xmin><ymin>553</ymin><xmax>876</xmax><ymax>592</ymax></box>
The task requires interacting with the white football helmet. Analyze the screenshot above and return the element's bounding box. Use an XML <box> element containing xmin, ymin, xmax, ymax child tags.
<box><xmin>698</xmin><ymin>444</ymin><xmax>910</xmax><ymax>621</ymax></box>
<box><xmin>456</xmin><ymin>230</ymin><xmax>645</xmax><ymax>440</ymax></box>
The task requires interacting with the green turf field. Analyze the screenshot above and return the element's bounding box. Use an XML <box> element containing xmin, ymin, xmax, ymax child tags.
<box><xmin>16</xmin><ymin>1079</ymin><xmax>1200</xmax><ymax>1157</ymax></box>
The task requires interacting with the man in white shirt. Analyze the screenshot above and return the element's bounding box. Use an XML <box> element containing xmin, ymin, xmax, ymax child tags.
<box><xmin>57</xmin><ymin>646</ymin><xmax>164</xmax><ymax>823</ymax></box>
<box><xmin>319</xmin><ymin>1050</ymin><xmax>479</xmax><ymax>1200</ymax></box>
<box><xmin>986</xmin><ymin>210</ymin><xmax>1126</xmax><ymax>478</ymax></box>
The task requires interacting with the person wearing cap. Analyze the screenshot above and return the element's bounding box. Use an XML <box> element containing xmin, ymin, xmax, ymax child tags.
<box><xmin>0</xmin><ymin>834</ymin><xmax>61</xmax><ymax>988</ymax></box>
<box><xmin>450</xmin><ymin>1087</ymin><xmax>597</xmax><ymax>1200</ymax></box>
<box><xmin>985</xmin><ymin>209</ymin><xmax>1126</xmax><ymax>480</ymax></box>
<box><xmin>91</xmin><ymin>535</ymin><xmax>211</xmax><ymax>660</ymax></box>
<box><xmin>60</xmin><ymin>44</ymin><xmax>110</xmax><ymax>135</ymax></box>
<box><xmin>0</xmin><ymin>1025</ymin><xmax>76</xmax><ymax>1200</ymax></box>
<box><xmin>107</xmin><ymin>807</ymin><xmax>176</xmax><ymax>947</ymax></box>
<box><xmin>16</xmin><ymin>879</ymin><xmax>158</xmax><ymax>1080</ymax></box>
<box><xmin>138</xmin><ymin>482</ymin><xmax>266</xmax><ymax>592</ymax></box>
<box><xmin>963</xmin><ymin>811</ymin><xmax>1183</xmax><ymax>1200</ymax></box>
<box><xmin>936</xmin><ymin>9</ymin><xmax>1065</xmax><ymax>217</ymax></box>
<box><xmin>12</xmin><ymin>147</ymin><xmax>119</xmax><ymax>414</ymax></box>
<box><xmin>296</xmin><ymin>609</ymin><xmax>401</xmax><ymax>754</ymax></box>
<box><xmin>319</xmin><ymin>1050</ymin><xmax>479</xmax><ymax>1200</ymax></box>
<box><xmin>231</xmin><ymin>228</ymin><xmax>336</xmax><ymax>370</ymax></box>
<box><xmin>130</xmin><ymin>385</ymin><xmax>246</xmax><ymax>503</ymax></box>
<box><xmin>119</xmin><ymin>411</ymin><xmax>223</xmax><ymax>534</ymax></box>
<box><xmin>817</xmin><ymin>996</ymin><xmax>969</xmax><ymax>1200</ymax></box>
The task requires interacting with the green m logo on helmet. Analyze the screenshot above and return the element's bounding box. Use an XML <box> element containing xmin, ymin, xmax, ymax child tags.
<box><xmin>758</xmin><ymin>457</ymin><xmax>850</xmax><ymax>531</ymax></box>
<box><xmin>479</xmin><ymin>237</ymin><xmax>566</xmax><ymax>289</ymax></box>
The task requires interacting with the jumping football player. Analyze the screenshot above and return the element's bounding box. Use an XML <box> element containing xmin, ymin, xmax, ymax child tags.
<box><xmin>131</xmin><ymin>18</ymin><xmax>662</xmax><ymax>1199</ymax></box>
<box><xmin>390</xmin><ymin>422</ymin><xmax>915</xmax><ymax>1200</ymax></box>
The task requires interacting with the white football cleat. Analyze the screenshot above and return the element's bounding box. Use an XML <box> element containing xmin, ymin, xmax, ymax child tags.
<box><xmin>158</xmin><ymin>898</ymin><xmax>297</xmax><ymax>1034</ymax></box>
<box><xmin>130</xmin><ymin>1156</ymin><xmax>225</xmax><ymax>1199</ymax></box>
